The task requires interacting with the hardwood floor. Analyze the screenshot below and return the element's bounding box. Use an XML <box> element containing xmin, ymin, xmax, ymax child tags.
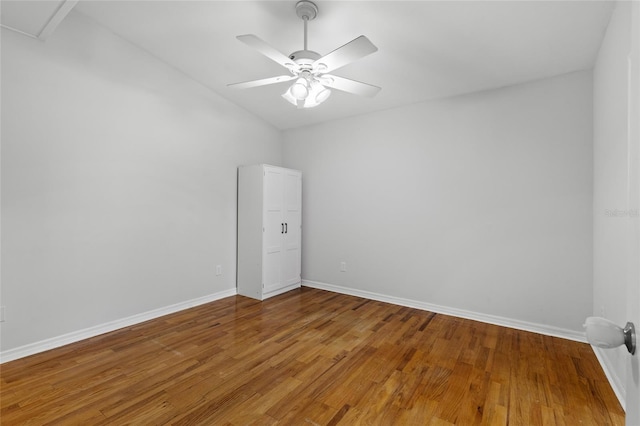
<box><xmin>0</xmin><ymin>288</ymin><xmax>624</xmax><ymax>425</ymax></box>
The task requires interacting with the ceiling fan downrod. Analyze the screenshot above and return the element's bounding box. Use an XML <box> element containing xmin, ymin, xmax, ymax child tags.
<box><xmin>296</xmin><ymin>0</ymin><xmax>318</xmax><ymax>51</ymax></box>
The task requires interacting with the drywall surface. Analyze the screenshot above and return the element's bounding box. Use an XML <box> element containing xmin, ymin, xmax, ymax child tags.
<box><xmin>593</xmin><ymin>0</ymin><xmax>632</xmax><ymax>407</ymax></box>
<box><xmin>0</xmin><ymin>11</ymin><xmax>282</xmax><ymax>352</ymax></box>
<box><xmin>284</xmin><ymin>71</ymin><xmax>593</xmax><ymax>332</ymax></box>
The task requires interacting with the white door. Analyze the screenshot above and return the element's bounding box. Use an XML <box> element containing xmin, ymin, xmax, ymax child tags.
<box><xmin>263</xmin><ymin>167</ymin><xmax>284</xmax><ymax>293</ymax></box>
<box><xmin>625</xmin><ymin>2</ymin><xmax>640</xmax><ymax>423</ymax></box>
<box><xmin>282</xmin><ymin>170</ymin><xmax>302</xmax><ymax>287</ymax></box>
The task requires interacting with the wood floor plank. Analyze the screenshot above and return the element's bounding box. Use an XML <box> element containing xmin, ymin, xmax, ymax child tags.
<box><xmin>0</xmin><ymin>288</ymin><xmax>624</xmax><ymax>425</ymax></box>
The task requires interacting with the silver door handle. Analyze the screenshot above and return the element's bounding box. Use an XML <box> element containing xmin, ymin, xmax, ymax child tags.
<box><xmin>584</xmin><ymin>317</ymin><xmax>636</xmax><ymax>354</ymax></box>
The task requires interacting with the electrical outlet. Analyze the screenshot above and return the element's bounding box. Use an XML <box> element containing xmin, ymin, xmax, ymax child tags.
<box><xmin>0</xmin><ymin>306</ymin><xmax>5</xmax><ymax>322</ymax></box>
<box><xmin>340</xmin><ymin>262</ymin><xmax>347</xmax><ymax>272</ymax></box>
<box><xmin>600</xmin><ymin>306</ymin><xmax>606</xmax><ymax>317</ymax></box>
<box><xmin>216</xmin><ymin>265</ymin><xmax>222</xmax><ymax>276</ymax></box>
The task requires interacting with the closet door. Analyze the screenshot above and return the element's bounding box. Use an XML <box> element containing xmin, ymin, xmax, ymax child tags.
<box><xmin>282</xmin><ymin>170</ymin><xmax>301</xmax><ymax>287</ymax></box>
<box><xmin>238</xmin><ymin>164</ymin><xmax>301</xmax><ymax>300</ymax></box>
<box><xmin>262</xmin><ymin>166</ymin><xmax>284</xmax><ymax>293</ymax></box>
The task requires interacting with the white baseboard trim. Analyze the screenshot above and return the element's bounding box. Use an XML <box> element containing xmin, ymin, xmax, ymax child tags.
<box><xmin>302</xmin><ymin>280</ymin><xmax>587</xmax><ymax>343</ymax></box>
<box><xmin>591</xmin><ymin>346</ymin><xmax>626</xmax><ymax>411</ymax></box>
<box><xmin>263</xmin><ymin>282</ymin><xmax>302</xmax><ymax>300</ymax></box>
<box><xmin>0</xmin><ymin>288</ymin><xmax>238</xmax><ymax>364</ymax></box>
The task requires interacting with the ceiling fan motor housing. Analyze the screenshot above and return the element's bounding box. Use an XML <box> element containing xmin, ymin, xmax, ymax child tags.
<box><xmin>289</xmin><ymin>49</ymin><xmax>321</xmax><ymax>69</ymax></box>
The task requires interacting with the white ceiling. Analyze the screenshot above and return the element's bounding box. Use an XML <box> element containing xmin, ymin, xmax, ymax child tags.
<box><xmin>4</xmin><ymin>1</ymin><xmax>615</xmax><ymax>130</ymax></box>
<box><xmin>0</xmin><ymin>0</ymin><xmax>77</xmax><ymax>40</ymax></box>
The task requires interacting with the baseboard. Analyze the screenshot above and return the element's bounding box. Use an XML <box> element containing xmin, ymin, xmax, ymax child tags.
<box><xmin>0</xmin><ymin>288</ymin><xmax>238</xmax><ymax>364</ymax></box>
<box><xmin>263</xmin><ymin>282</ymin><xmax>302</xmax><ymax>300</ymax></box>
<box><xmin>302</xmin><ymin>280</ymin><xmax>587</xmax><ymax>343</ymax></box>
<box><xmin>591</xmin><ymin>346</ymin><xmax>626</xmax><ymax>410</ymax></box>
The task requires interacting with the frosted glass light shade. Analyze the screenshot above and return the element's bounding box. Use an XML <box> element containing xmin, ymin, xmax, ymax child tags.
<box><xmin>281</xmin><ymin>89</ymin><xmax>298</xmax><ymax>106</ymax></box>
<box><xmin>315</xmin><ymin>87</ymin><xmax>331</xmax><ymax>103</ymax></box>
<box><xmin>290</xmin><ymin>78</ymin><xmax>309</xmax><ymax>100</ymax></box>
<box><xmin>301</xmin><ymin>81</ymin><xmax>330</xmax><ymax>108</ymax></box>
<box><xmin>282</xmin><ymin>78</ymin><xmax>330</xmax><ymax>108</ymax></box>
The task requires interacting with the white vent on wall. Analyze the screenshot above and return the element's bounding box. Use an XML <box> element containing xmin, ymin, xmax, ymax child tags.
<box><xmin>0</xmin><ymin>0</ymin><xmax>78</xmax><ymax>40</ymax></box>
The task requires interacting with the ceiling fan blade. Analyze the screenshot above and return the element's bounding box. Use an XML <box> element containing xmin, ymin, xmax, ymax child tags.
<box><xmin>313</xmin><ymin>36</ymin><xmax>378</xmax><ymax>74</ymax></box>
<box><xmin>237</xmin><ymin>34</ymin><xmax>299</xmax><ymax>72</ymax></box>
<box><xmin>228</xmin><ymin>75</ymin><xmax>296</xmax><ymax>90</ymax></box>
<box><xmin>321</xmin><ymin>75</ymin><xmax>381</xmax><ymax>98</ymax></box>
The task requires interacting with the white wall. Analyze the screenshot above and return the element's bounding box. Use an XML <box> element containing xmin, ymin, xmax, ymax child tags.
<box><xmin>593</xmin><ymin>0</ymin><xmax>632</xmax><ymax>406</ymax></box>
<box><xmin>0</xmin><ymin>11</ymin><xmax>282</xmax><ymax>352</ymax></box>
<box><xmin>284</xmin><ymin>70</ymin><xmax>593</xmax><ymax>333</ymax></box>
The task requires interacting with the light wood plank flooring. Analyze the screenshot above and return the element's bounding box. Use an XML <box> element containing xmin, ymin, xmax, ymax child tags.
<box><xmin>0</xmin><ymin>288</ymin><xmax>624</xmax><ymax>425</ymax></box>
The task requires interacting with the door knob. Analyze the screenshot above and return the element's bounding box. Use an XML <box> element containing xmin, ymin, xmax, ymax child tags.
<box><xmin>584</xmin><ymin>317</ymin><xmax>636</xmax><ymax>355</ymax></box>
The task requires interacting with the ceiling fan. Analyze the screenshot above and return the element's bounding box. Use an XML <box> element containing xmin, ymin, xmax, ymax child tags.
<box><xmin>227</xmin><ymin>0</ymin><xmax>381</xmax><ymax>108</ymax></box>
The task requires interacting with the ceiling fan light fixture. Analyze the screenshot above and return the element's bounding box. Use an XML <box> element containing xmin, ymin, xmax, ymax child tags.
<box><xmin>290</xmin><ymin>78</ymin><xmax>309</xmax><ymax>100</ymax></box>
<box><xmin>282</xmin><ymin>88</ymin><xmax>298</xmax><ymax>106</ymax></box>
<box><xmin>300</xmin><ymin>81</ymin><xmax>330</xmax><ymax>108</ymax></box>
<box><xmin>302</xmin><ymin>97</ymin><xmax>319</xmax><ymax>109</ymax></box>
<box><xmin>315</xmin><ymin>87</ymin><xmax>331</xmax><ymax>104</ymax></box>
